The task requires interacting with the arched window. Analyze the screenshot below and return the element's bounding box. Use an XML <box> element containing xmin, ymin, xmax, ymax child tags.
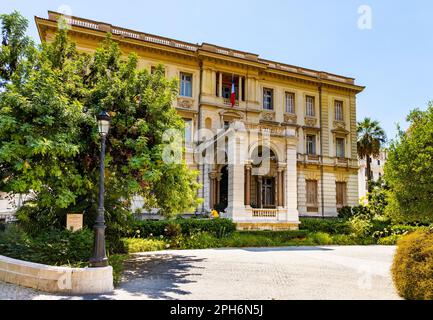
<box><xmin>205</xmin><ymin>117</ymin><xmax>212</xmax><ymax>130</ymax></box>
<box><xmin>249</xmin><ymin>146</ymin><xmax>279</xmax><ymax>208</ymax></box>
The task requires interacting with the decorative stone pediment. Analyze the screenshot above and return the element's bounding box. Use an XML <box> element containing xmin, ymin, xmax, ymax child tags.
<box><xmin>331</xmin><ymin>121</ymin><xmax>350</xmax><ymax>136</ymax></box>
<box><xmin>333</xmin><ymin>120</ymin><xmax>346</xmax><ymax>130</ymax></box>
<box><xmin>304</xmin><ymin>116</ymin><xmax>317</xmax><ymax>127</ymax></box>
<box><xmin>262</xmin><ymin>111</ymin><xmax>275</xmax><ymax>121</ymax></box>
<box><xmin>284</xmin><ymin>113</ymin><xmax>297</xmax><ymax>124</ymax></box>
<box><xmin>177</xmin><ymin>97</ymin><xmax>194</xmax><ymax>109</ymax></box>
<box><xmin>335</xmin><ymin>171</ymin><xmax>349</xmax><ymax>182</ymax></box>
<box><xmin>305</xmin><ymin>170</ymin><xmax>320</xmax><ymax>180</ymax></box>
<box><xmin>219</xmin><ymin>110</ymin><xmax>244</xmax><ymax>124</ymax></box>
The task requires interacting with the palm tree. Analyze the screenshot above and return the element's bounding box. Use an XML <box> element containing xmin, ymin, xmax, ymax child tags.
<box><xmin>357</xmin><ymin>118</ymin><xmax>387</xmax><ymax>192</ymax></box>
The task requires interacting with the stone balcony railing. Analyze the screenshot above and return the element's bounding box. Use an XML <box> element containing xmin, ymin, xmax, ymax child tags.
<box><xmin>334</xmin><ymin>157</ymin><xmax>349</xmax><ymax>167</ymax></box>
<box><xmin>297</xmin><ymin>153</ymin><xmax>321</xmax><ymax>163</ymax></box>
<box><xmin>44</xmin><ymin>11</ymin><xmax>357</xmax><ymax>87</ymax></box>
<box><xmin>223</xmin><ymin>98</ymin><xmax>240</xmax><ymax>107</ymax></box>
<box><xmin>252</xmin><ymin>208</ymin><xmax>278</xmax><ymax>218</ymax></box>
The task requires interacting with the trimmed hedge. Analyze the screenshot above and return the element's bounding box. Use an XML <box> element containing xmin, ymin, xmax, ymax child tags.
<box><xmin>130</xmin><ymin>218</ymin><xmax>236</xmax><ymax>238</ymax></box>
<box><xmin>391</xmin><ymin>230</ymin><xmax>433</xmax><ymax>300</ymax></box>
<box><xmin>0</xmin><ymin>225</ymin><xmax>93</xmax><ymax>266</ymax></box>
<box><xmin>299</xmin><ymin>217</ymin><xmax>351</xmax><ymax>234</ymax></box>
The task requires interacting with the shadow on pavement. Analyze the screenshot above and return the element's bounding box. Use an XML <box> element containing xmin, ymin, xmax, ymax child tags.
<box><xmin>77</xmin><ymin>253</ymin><xmax>206</xmax><ymax>300</ymax></box>
<box><xmin>214</xmin><ymin>246</ymin><xmax>335</xmax><ymax>253</ymax></box>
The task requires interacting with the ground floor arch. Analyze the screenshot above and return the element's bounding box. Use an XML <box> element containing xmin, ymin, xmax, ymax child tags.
<box><xmin>245</xmin><ymin>145</ymin><xmax>283</xmax><ymax>209</ymax></box>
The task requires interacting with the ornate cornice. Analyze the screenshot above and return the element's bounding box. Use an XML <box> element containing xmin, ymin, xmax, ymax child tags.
<box><xmin>35</xmin><ymin>11</ymin><xmax>365</xmax><ymax>94</ymax></box>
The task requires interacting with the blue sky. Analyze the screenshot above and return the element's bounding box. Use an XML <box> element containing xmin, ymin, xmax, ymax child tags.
<box><xmin>2</xmin><ymin>0</ymin><xmax>433</xmax><ymax>140</ymax></box>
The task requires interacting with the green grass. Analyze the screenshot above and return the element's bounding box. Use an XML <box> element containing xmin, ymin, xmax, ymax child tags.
<box><xmin>118</xmin><ymin>229</ymin><xmax>378</xmax><ymax>253</ymax></box>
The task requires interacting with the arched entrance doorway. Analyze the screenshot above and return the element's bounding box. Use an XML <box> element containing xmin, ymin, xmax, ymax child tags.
<box><xmin>217</xmin><ymin>165</ymin><xmax>228</xmax><ymax>212</ymax></box>
<box><xmin>247</xmin><ymin>146</ymin><xmax>281</xmax><ymax>209</ymax></box>
<box><xmin>209</xmin><ymin>165</ymin><xmax>229</xmax><ymax>213</ymax></box>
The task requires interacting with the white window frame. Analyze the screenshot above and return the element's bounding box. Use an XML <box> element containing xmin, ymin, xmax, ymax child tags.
<box><xmin>306</xmin><ymin>96</ymin><xmax>315</xmax><ymax>117</ymax></box>
<box><xmin>336</xmin><ymin>137</ymin><xmax>345</xmax><ymax>158</ymax></box>
<box><xmin>183</xmin><ymin>118</ymin><xmax>193</xmax><ymax>144</ymax></box>
<box><xmin>285</xmin><ymin>92</ymin><xmax>295</xmax><ymax>114</ymax></box>
<box><xmin>335</xmin><ymin>100</ymin><xmax>343</xmax><ymax>121</ymax></box>
<box><xmin>180</xmin><ymin>72</ymin><xmax>193</xmax><ymax>97</ymax></box>
<box><xmin>263</xmin><ymin>88</ymin><xmax>274</xmax><ymax>110</ymax></box>
<box><xmin>306</xmin><ymin>134</ymin><xmax>316</xmax><ymax>155</ymax></box>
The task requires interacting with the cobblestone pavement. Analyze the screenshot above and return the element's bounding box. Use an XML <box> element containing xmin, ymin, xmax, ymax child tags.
<box><xmin>0</xmin><ymin>246</ymin><xmax>400</xmax><ymax>300</ymax></box>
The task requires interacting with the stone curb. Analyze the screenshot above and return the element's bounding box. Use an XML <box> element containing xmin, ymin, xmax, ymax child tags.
<box><xmin>0</xmin><ymin>255</ymin><xmax>113</xmax><ymax>295</ymax></box>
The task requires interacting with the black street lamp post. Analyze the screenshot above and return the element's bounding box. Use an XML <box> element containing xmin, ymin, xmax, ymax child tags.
<box><xmin>90</xmin><ymin>111</ymin><xmax>111</xmax><ymax>268</ymax></box>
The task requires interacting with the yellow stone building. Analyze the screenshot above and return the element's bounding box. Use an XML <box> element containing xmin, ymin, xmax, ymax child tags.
<box><xmin>36</xmin><ymin>11</ymin><xmax>364</xmax><ymax>230</ymax></box>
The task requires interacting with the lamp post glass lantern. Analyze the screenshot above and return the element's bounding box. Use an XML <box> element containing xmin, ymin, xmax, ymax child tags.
<box><xmin>90</xmin><ymin>111</ymin><xmax>111</xmax><ymax>268</ymax></box>
<box><xmin>98</xmin><ymin>111</ymin><xmax>111</xmax><ymax>135</ymax></box>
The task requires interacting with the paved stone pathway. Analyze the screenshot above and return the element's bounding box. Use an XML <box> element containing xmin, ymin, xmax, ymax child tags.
<box><xmin>0</xmin><ymin>246</ymin><xmax>400</xmax><ymax>300</ymax></box>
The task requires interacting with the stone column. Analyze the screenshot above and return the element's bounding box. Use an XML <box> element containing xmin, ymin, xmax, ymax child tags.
<box><xmin>218</xmin><ymin>72</ymin><xmax>223</xmax><ymax>98</ymax></box>
<box><xmin>202</xmin><ymin>164</ymin><xmax>212</xmax><ymax>213</ymax></box>
<box><xmin>244</xmin><ymin>163</ymin><xmax>252</xmax><ymax>207</ymax></box>
<box><xmin>201</xmin><ymin>68</ymin><xmax>213</xmax><ymax>96</ymax></box>
<box><xmin>285</xmin><ymin>142</ymin><xmax>299</xmax><ymax>222</ymax></box>
<box><xmin>246</xmin><ymin>76</ymin><xmax>258</xmax><ymax>106</ymax></box>
<box><xmin>239</xmin><ymin>77</ymin><xmax>243</xmax><ymax>101</ymax></box>
<box><xmin>277</xmin><ymin>165</ymin><xmax>285</xmax><ymax>207</ymax></box>
<box><xmin>209</xmin><ymin>172</ymin><xmax>217</xmax><ymax>209</ymax></box>
<box><xmin>257</xmin><ymin>176</ymin><xmax>262</xmax><ymax>208</ymax></box>
<box><xmin>212</xmin><ymin>70</ymin><xmax>217</xmax><ymax>96</ymax></box>
<box><xmin>244</xmin><ymin>77</ymin><xmax>248</xmax><ymax>103</ymax></box>
<box><xmin>226</xmin><ymin>126</ymin><xmax>247</xmax><ymax>220</ymax></box>
<box><xmin>216</xmin><ymin>173</ymin><xmax>222</xmax><ymax>206</ymax></box>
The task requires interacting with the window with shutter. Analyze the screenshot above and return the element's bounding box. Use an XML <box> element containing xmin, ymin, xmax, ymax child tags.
<box><xmin>336</xmin><ymin>182</ymin><xmax>347</xmax><ymax>207</ymax></box>
<box><xmin>306</xmin><ymin>180</ymin><xmax>318</xmax><ymax>206</ymax></box>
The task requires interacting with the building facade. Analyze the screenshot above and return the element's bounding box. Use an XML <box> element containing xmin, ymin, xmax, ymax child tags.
<box><xmin>0</xmin><ymin>193</ymin><xmax>23</xmax><ymax>223</ymax></box>
<box><xmin>36</xmin><ymin>11</ymin><xmax>364</xmax><ymax>230</ymax></box>
<box><xmin>358</xmin><ymin>150</ymin><xmax>388</xmax><ymax>201</ymax></box>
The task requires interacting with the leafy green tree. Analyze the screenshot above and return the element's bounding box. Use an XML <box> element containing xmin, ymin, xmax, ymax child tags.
<box><xmin>385</xmin><ymin>103</ymin><xmax>433</xmax><ymax>223</ymax></box>
<box><xmin>367</xmin><ymin>178</ymin><xmax>388</xmax><ymax>216</ymax></box>
<box><xmin>0</xmin><ymin>12</ymin><xmax>201</xmax><ymax>239</ymax></box>
<box><xmin>357</xmin><ymin>117</ymin><xmax>386</xmax><ymax>192</ymax></box>
<box><xmin>0</xmin><ymin>11</ymin><xmax>34</xmax><ymax>87</ymax></box>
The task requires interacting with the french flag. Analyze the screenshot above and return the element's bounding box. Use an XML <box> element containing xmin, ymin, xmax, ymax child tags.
<box><xmin>230</xmin><ymin>76</ymin><xmax>236</xmax><ymax>107</ymax></box>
